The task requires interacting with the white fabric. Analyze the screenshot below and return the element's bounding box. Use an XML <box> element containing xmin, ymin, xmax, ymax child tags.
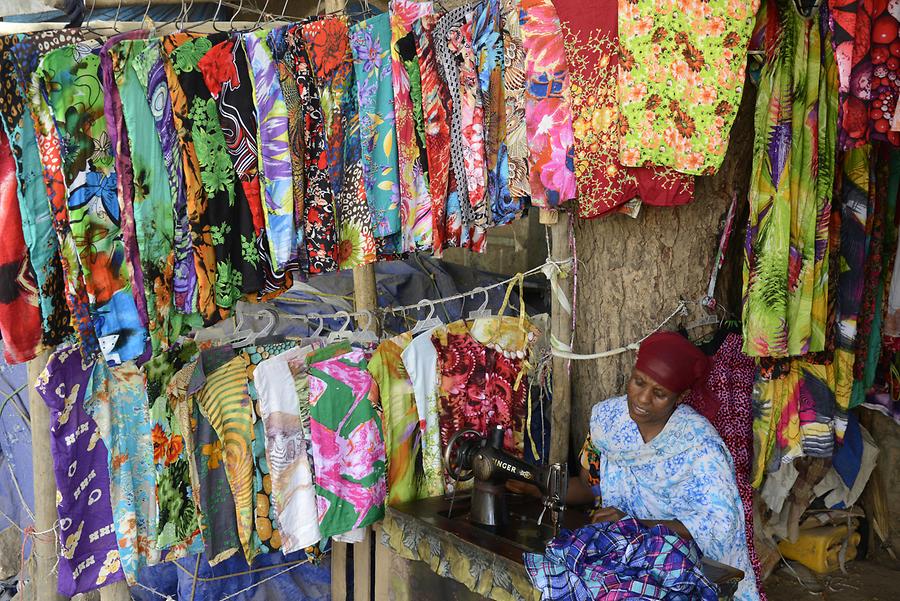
<box><xmin>401</xmin><ymin>327</ymin><xmax>444</xmax><ymax>493</ymax></box>
<box><xmin>255</xmin><ymin>348</ymin><xmax>321</xmax><ymax>553</ymax></box>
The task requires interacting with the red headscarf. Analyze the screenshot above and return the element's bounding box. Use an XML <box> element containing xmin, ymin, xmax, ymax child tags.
<box><xmin>634</xmin><ymin>332</ymin><xmax>709</xmax><ymax>395</ymax></box>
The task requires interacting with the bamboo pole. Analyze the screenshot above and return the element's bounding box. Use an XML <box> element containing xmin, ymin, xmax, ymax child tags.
<box><xmin>540</xmin><ymin>209</ymin><xmax>573</xmax><ymax>465</ymax></box>
<box><xmin>26</xmin><ymin>351</ymin><xmax>68</xmax><ymax>601</ymax></box>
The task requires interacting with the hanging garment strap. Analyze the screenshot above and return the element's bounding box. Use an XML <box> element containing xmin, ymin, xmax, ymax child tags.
<box><xmin>703</xmin><ymin>193</ymin><xmax>739</xmax><ymax>312</ymax></box>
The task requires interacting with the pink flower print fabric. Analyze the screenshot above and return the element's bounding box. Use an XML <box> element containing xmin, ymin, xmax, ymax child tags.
<box><xmin>307</xmin><ymin>343</ymin><xmax>386</xmax><ymax>539</ymax></box>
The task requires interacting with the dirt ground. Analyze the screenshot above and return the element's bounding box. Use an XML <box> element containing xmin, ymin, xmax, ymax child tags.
<box><xmin>764</xmin><ymin>557</ymin><xmax>900</xmax><ymax>601</ymax></box>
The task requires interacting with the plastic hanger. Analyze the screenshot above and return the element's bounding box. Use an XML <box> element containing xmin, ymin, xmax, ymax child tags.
<box><xmin>467</xmin><ymin>287</ymin><xmax>491</xmax><ymax>320</ymax></box>
<box><xmin>411</xmin><ymin>299</ymin><xmax>442</xmax><ymax>334</ymax></box>
<box><xmin>226</xmin><ymin>308</ymin><xmax>277</xmax><ymax>347</ymax></box>
<box><xmin>308</xmin><ymin>313</ymin><xmax>325</xmax><ymax>338</ymax></box>
<box><xmin>352</xmin><ymin>310</ymin><xmax>380</xmax><ymax>345</ymax></box>
<box><xmin>327</xmin><ymin>311</ymin><xmax>353</xmax><ymax>343</ymax></box>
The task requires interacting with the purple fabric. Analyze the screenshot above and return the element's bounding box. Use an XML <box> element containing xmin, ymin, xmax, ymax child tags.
<box><xmin>145</xmin><ymin>46</ymin><xmax>198</xmax><ymax>315</ymax></box>
<box><xmin>524</xmin><ymin>518</ymin><xmax>718</xmax><ymax>601</ymax></box>
<box><xmin>36</xmin><ymin>345</ymin><xmax>125</xmax><ymax>596</ymax></box>
<box><xmin>100</xmin><ymin>30</ymin><xmax>151</xmax><ymax>364</ymax></box>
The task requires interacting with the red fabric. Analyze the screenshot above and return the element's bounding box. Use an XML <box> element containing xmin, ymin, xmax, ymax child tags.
<box><xmin>553</xmin><ymin>0</ymin><xmax>694</xmax><ymax>218</ymax></box>
<box><xmin>684</xmin><ymin>333</ymin><xmax>766</xmax><ymax>601</ymax></box>
<box><xmin>0</xmin><ymin>128</ymin><xmax>43</xmax><ymax>363</ymax></box>
<box><xmin>634</xmin><ymin>332</ymin><xmax>708</xmax><ymax>394</ymax></box>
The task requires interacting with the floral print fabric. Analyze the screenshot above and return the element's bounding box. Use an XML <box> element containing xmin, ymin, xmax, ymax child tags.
<box><xmin>519</xmin><ymin>0</ymin><xmax>577</xmax><ymax>208</ymax></box>
<box><xmin>0</xmin><ymin>34</ymin><xmax>71</xmax><ymax>347</ymax></box>
<box><xmin>743</xmin><ymin>0</ymin><xmax>835</xmax><ymax>358</ymax></box>
<box><xmin>351</xmin><ymin>14</ymin><xmax>402</xmax><ymax>249</ymax></box>
<box><xmin>36</xmin><ymin>345</ymin><xmax>125</xmax><ymax>596</ymax></box>
<box><xmin>244</xmin><ymin>30</ymin><xmax>298</xmax><ymax>270</ymax></box>
<box><xmin>617</xmin><ymin>0</ymin><xmax>759</xmax><ymax>175</ymax></box>
<box><xmin>500</xmin><ymin>0</ymin><xmax>531</xmax><ymax>202</ymax></box>
<box><xmin>285</xmin><ymin>26</ymin><xmax>339</xmax><ymax>273</ymax></box>
<box><xmin>38</xmin><ymin>41</ymin><xmax>148</xmax><ymax>365</ymax></box>
<box><xmin>391</xmin><ymin>0</ymin><xmax>436</xmax><ymax>252</ymax></box>
<box><xmin>555</xmin><ymin>0</ymin><xmax>695</xmax><ymax>218</ymax></box>
<box><xmin>307</xmin><ymin>343</ymin><xmax>387</xmax><ymax>539</ymax></box>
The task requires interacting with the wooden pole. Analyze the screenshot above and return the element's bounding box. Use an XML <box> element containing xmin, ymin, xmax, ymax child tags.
<box><xmin>26</xmin><ymin>351</ymin><xmax>68</xmax><ymax>601</ymax></box>
<box><xmin>541</xmin><ymin>209</ymin><xmax>573</xmax><ymax>465</ymax></box>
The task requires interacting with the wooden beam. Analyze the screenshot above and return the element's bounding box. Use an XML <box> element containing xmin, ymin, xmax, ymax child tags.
<box><xmin>26</xmin><ymin>351</ymin><xmax>68</xmax><ymax>601</ymax></box>
<box><xmin>545</xmin><ymin>210</ymin><xmax>572</xmax><ymax>465</ymax></box>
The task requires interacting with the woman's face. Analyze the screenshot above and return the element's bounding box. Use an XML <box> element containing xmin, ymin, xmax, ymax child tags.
<box><xmin>625</xmin><ymin>368</ymin><xmax>681</xmax><ymax>430</ymax></box>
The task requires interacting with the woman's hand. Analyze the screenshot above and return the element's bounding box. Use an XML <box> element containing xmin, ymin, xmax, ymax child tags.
<box><xmin>591</xmin><ymin>506</ymin><xmax>626</xmax><ymax>523</ymax></box>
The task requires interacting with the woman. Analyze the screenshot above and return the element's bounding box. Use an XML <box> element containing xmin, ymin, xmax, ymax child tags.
<box><xmin>514</xmin><ymin>332</ymin><xmax>760</xmax><ymax>601</ymax></box>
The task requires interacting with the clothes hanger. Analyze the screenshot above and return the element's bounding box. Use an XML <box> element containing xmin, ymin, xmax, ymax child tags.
<box><xmin>467</xmin><ymin>287</ymin><xmax>492</xmax><ymax>320</ymax></box>
<box><xmin>327</xmin><ymin>311</ymin><xmax>354</xmax><ymax>343</ymax></box>
<box><xmin>351</xmin><ymin>310</ymin><xmax>380</xmax><ymax>345</ymax></box>
<box><xmin>411</xmin><ymin>299</ymin><xmax>442</xmax><ymax>334</ymax></box>
<box><xmin>309</xmin><ymin>313</ymin><xmax>325</xmax><ymax>338</ymax></box>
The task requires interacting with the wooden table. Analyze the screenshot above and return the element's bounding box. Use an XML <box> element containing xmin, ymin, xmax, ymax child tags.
<box><xmin>379</xmin><ymin>495</ymin><xmax>743</xmax><ymax>601</ymax></box>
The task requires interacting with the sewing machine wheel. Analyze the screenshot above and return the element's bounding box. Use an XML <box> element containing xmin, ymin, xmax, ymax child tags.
<box><xmin>444</xmin><ymin>429</ymin><xmax>482</xmax><ymax>483</ymax></box>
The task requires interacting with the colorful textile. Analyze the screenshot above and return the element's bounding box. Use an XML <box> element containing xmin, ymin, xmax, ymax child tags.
<box><xmin>524</xmin><ymin>519</ymin><xmax>718</xmax><ymax>601</ymax></box>
<box><xmin>451</xmin><ymin>16</ymin><xmax>490</xmax><ymax>233</ymax></box>
<box><xmin>255</xmin><ymin>345</ymin><xmax>323</xmax><ymax>553</ymax></box>
<box><xmin>413</xmin><ymin>14</ymin><xmax>452</xmax><ymax>253</ymax></box>
<box><xmin>38</xmin><ymin>41</ymin><xmax>148</xmax><ymax>365</ymax></box>
<box><xmin>268</xmin><ymin>25</ymin><xmax>308</xmax><ymax>280</ymax></box>
<box><xmin>36</xmin><ymin>345</ymin><xmax>125</xmax><ymax>596</ymax></box>
<box><xmin>0</xmin><ymin>34</ymin><xmax>71</xmax><ymax>346</ymax></box>
<box><xmin>472</xmin><ymin>0</ymin><xmax>518</xmax><ymax>226</ymax></box>
<box><xmin>369</xmin><ymin>332</ymin><xmax>432</xmax><ymax>505</ymax></box>
<box><xmin>432</xmin><ymin>317</ymin><xmax>539</xmax><ymax>467</ymax></box>
<box><xmin>86</xmin><ymin>361</ymin><xmax>158</xmax><ymax>584</ymax></box>
<box><xmin>167</xmin><ymin>34</ymin><xmax>263</xmax><ymax>313</ymax></box>
<box><xmin>554</xmin><ymin>0</ymin><xmax>695</xmax><ymax>218</ymax></box>
<box><xmin>244</xmin><ymin>30</ymin><xmax>298</xmax><ymax>270</ymax></box>
<box><xmin>110</xmin><ymin>36</ymin><xmax>189</xmax><ymax>356</ymax></box>
<box><xmin>587</xmin><ymin>396</ymin><xmax>760</xmax><ymax>601</ymax></box>
<box><xmin>742</xmin><ymin>2</ymin><xmax>835</xmax><ymax>358</ymax></box>
<box><xmin>285</xmin><ymin>26</ymin><xmax>339</xmax><ymax>273</ymax></box>
<box><xmin>161</xmin><ymin>34</ymin><xmax>221</xmax><ymax>324</ymax></box>
<box><xmin>350</xmin><ymin>14</ymin><xmax>402</xmax><ymax>246</ymax></box>
<box><xmin>25</xmin><ymin>35</ymin><xmax>100</xmax><ymax>359</ymax></box>
<box><xmin>0</xmin><ymin>126</ymin><xmax>43</xmax><ymax>363</ymax></box>
<box><xmin>197</xmin><ymin>34</ymin><xmax>278</xmax><ymax>296</ymax></box>
<box><xmin>616</xmin><ymin>0</ymin><xmax>758</xmax><ymax>175</ymax></box>
<box><xmin>500</xmin><ymin>0</ymin><xmax>531</xmax><ymax>202</ymax></box>
<box><xmin>684</xmin><ymin>332</ymin><xmax>766</xmax><ymax>600</ymax></box>
<box><xmin>519</xmin><ymin>0</ymin><xmax>577</xmax><ymax>208</ymax></box>
<box><xmin>390</xmin><ymin>0</ymin><xmax>435</xmax><ymax>252</ymax></box>
<box><xmin>307</xmin><ymin>343</ymin><xmax>386</xmax><ymax>538</ymax></box>
<box><xmin>100</xmin><ymin>31</ymin><xmax>151</xmax><ymax>367</ymax></box>
<box><xmin>132</xmin><ymin>40</ymin><xmax>198</xmax><ymax>315</ymax></box>
<box><xmin>829</xmin><ymin>0</ymin><xmax>900</xmax><ymax>148</ymax></box>
<box><xmin>401</xmin><ymin>328</ymin><xmax>445</xmax><ymax>497</ymax></box>
<box><xmin>144</xmin><ymin>345</ymin><xmax>204</xmax><ymax>555</ymax></box>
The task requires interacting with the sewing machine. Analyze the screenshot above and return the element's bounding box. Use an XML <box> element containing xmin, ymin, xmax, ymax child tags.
<box><xmin>443</xmin><ymin>425</ymin><xmax>567</xmax><ymax>533</ymax></box>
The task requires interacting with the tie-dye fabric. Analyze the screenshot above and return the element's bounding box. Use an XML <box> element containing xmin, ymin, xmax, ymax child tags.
<box><xmin>307</xmin><ymin>343</ymin><xmax>387</xmax><ymax>539</ymax></box>
<box><xmin>132</xmin><ymin>40</ymin><xmax>198</xmax><ymax>315</ymax></box>
<box><xmin>24</xmin><ymin>36</ymin><xmax>100</xmax><ymax>359</ymax></box>
<box><xmin>472</xmin><ymin>0</ymin><xmax>517</xmax><ymax>226</ymax></box>
<box><xmin>36</xmin><ymin>345</ymin><xmax>125</xmax><ymax>596</ymax></box>
<box><xmin>414</xmin><ymin>14</ymin><xmax>452</xmax><ymax>255</ymax></box>
<box><xmin>285</xmin><ymin>26</ymin><xmax>339</xmax><ymax>273</ymax></box>
<box><xmin>85</xmin><ymin>360</ymin><xmax>158</xmax><ymax>584</ymax></box>
<box><xmin>519</xmin><ymin>0</ymin><xmax>577</xmax><ymax>208</ymax></box>
<box><xmin>351</xmin><ymin>15</ymin><xmax>402</xmax><ymax>247</ymax></box>
<box><xmin>391</xmin><ymin>0</ymin><xmax>435</xmax><ymax>252</ymax></box>
<box><xmin>110</xmin><ymin>35</ymin><xmax>192</xmax><ymax>357</ymax></box>
<box><xmin>100</xmin><ymin>31</ymin><xmax>151</xmax><ymax>366</ymax></box>
<box><xmin>0</xmin><ymin>126</ymin><xmax>42</xmax><ymax>363</ymax></box>
<box><xmin>0</xmin><ymin>34</ymin><xmax>71</xmax><ymax>346</ymax></box>
<box><xmin>244</xmin><ymin>30</ymin><xmax>297</xmax><ymax>270</ymax></box>
<box><xmin>500</xmin><ymin>0</ymin><xmax>531</xmax><ymax>202</ymax></box>
<box><xmin>38</xmin><ymin>41</ymin><xmax>148</xmax><ymax>365</ymax></box>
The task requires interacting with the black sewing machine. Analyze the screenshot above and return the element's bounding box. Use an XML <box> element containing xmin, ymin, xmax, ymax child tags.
<box><xmin>443</xmin><ymin>425</ymin><xmax>567</xmax><ymax>533</ymax></box>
